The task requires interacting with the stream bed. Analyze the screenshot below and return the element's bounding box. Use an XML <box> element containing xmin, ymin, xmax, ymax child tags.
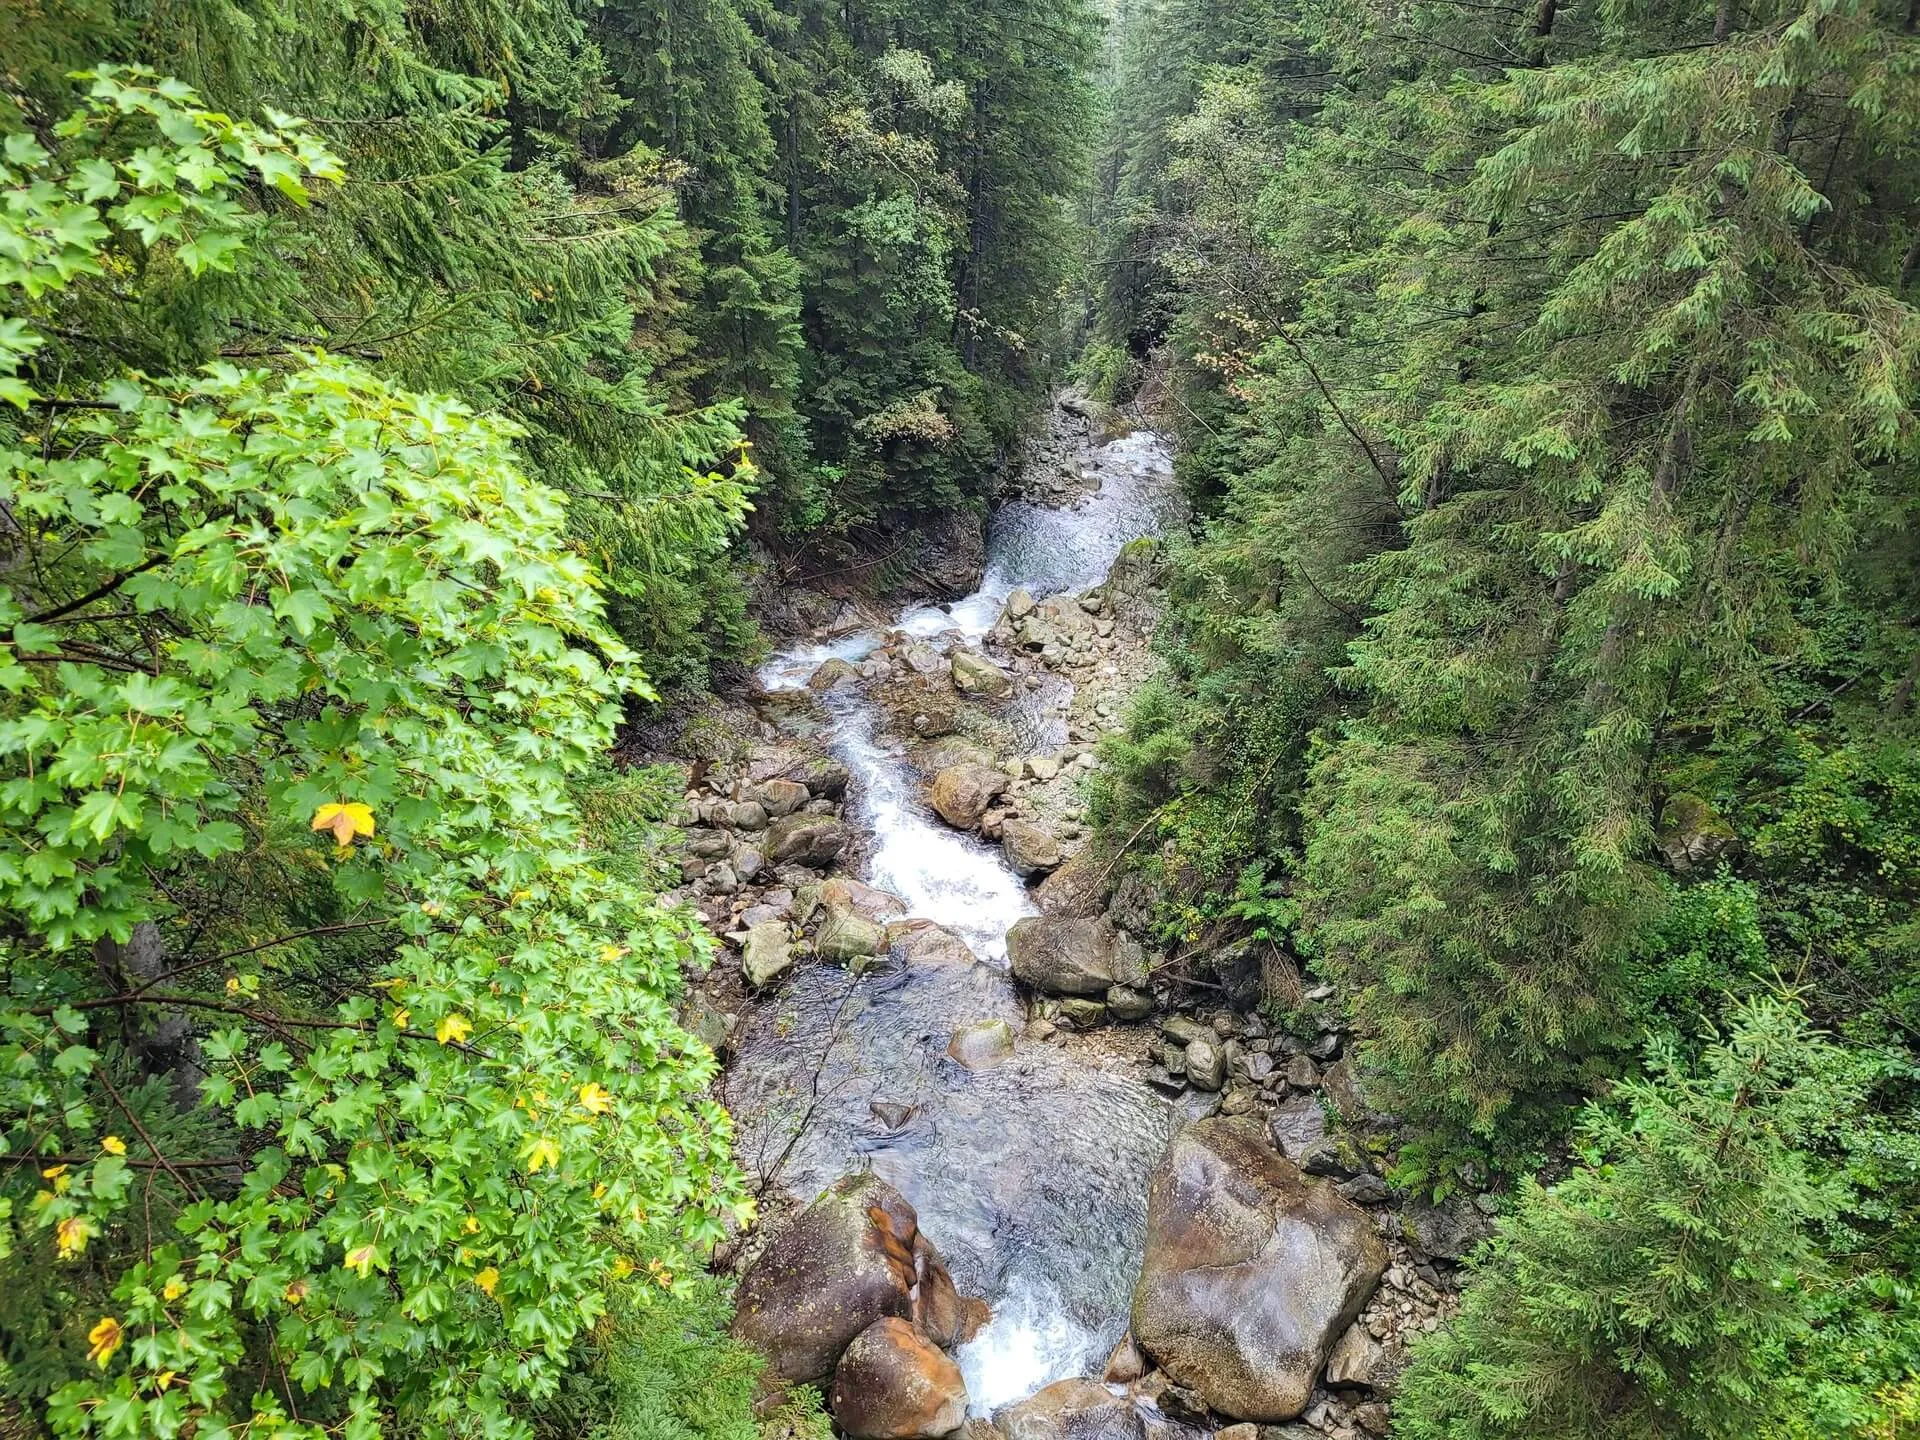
<box><xmin>728</xmin><ymin>425</ymin><xmax>1188</xmax><ymax>1413</ymax></box>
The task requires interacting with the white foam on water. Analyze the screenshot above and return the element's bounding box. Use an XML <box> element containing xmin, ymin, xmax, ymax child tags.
<box><xmin>757</xmin><ymin>632</ymin><xmax>883</xmax><ymax>692</ymax></box>
<box><xmin>830</xmin><ymin>698</ymin><xmax>1034</xmax><ymax>962</ymax></box>
<box><xmin>957</xmin><ymin>1277</ymin><xmax>1109</xmax><ymax>1416</ymax></box>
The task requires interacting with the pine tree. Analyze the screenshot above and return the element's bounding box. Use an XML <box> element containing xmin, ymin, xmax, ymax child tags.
<box><xmin>1392</xmin><ymin>997</ymin><xmax>1878</xmax><ymax>1439</ymax></box>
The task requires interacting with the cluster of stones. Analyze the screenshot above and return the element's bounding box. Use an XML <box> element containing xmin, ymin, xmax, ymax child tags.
<box><xmin>732</xmin><ymin>1175</ymin><xmax>987</xmax><ymax>1439</ymax></box>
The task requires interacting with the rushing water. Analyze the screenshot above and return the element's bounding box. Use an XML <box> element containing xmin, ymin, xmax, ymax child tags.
<box><xmin>733</xmin><ymin>421</ymin><xmax>1185</xmax><ymax>1414</ymax></box>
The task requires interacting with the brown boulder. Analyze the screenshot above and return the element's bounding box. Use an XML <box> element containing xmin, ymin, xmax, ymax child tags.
<box><xmin>1130</xmin><ymin>1117</ymin><xmax>1386</xmax><ymax>1422</ymax></box>
<box><xmin>830</xmin><ymin>1317</ymin><xmax>969</xmax><ymax>1440</ymax></box>
<box><xmin>1034</xmin><ymin>847</ymin><xmax>1113</xmax><ymax>917</ymax></box>
<box><xmin>930</xmin><ymin>763</ymin><xmax>1010</xmax><ymax>830</ymax></box>
<box><xmin>731</xmin><ymin>1174</ymin><xmax>920</xmax><ymax>1383</ymax></box>
<box><xmin>995</xmin><ymin>1378</ymin><xmax>1142</xmax><ymax>1440</ymax></box>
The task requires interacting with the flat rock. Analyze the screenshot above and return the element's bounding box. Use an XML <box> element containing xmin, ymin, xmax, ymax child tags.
<box><xmin>947</xmin><ymin>1019</ymin><xmax>1016</xmax><ymax>1071</ymax></box>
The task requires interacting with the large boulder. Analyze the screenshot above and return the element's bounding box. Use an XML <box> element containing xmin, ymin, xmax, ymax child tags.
<box><xmin>752</xmin><ymin>778</ymin><xmax>813</xmax><ymax>817</ymax></box>
<box><xmin>995</xmin><ymin>1378</ymin><xmax>1143</xmax><ymax>1440</ymax></box>
<box><xmin>947</xmin><ymin>1019</ymin><xmax>1016</xmax><ymax>1071</ymax></box>
<box><xmin>1007</xmin><ymin>915</ymin><xmax>1122</xmax><ymax>996</ymax></box>
<box><xmin>731</xmin><ymin>1175</ymin><xmax>919</xmax><ymax>1383</ymax></box>
<box><xmin>829</xmin><ymin>1317</ymin><xmax>969</xmax><ymax>1439</ymax></box>
<box><xmin>1035</xmin><ymin>848</ymin><xmax>1113</xmax><ymax>917</ymax></box>
<box><xmin>1130</xmin><ymin>1117</ymin><xmax>1386</xmax><ymax>1422</ymax></box>
<box><xmin>951</xmin><ymin>648</ymin><xmax>1014</xmax><ymax>699</ymax></box>
<box><xmin>1002</xmin><ymin>819</ymin><xmax>1063</xmax><ymax>877</ymax></box>
<box><xmin>809</xmin><ymin>657</ymin><xmax>863</xmax><ymax>691</ymax></box>
<box><xmin>929</xmin><ymin>763</ymin><xmax>1009</xmax><ymax>830</ymax></box>
<box><xmin>765</xmin><ymin>814</ymin><xmax>849</xmax><ymax>868</ymax></box>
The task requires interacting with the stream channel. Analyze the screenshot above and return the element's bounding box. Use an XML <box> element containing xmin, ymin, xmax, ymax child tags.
<box><xmin>728</xmin><ymin>426</ymin><xmax>1190</xmax><ymax>1415</ymax></box>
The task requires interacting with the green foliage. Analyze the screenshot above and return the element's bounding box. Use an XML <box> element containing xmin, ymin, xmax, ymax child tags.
<box><xmin>0</xmin><ymin>77</ymin><xmax>745</xmax><ymax>1440</ymax></box>
<box><xmin>585</xmin><ymin>1282</ymin><xmax>830</xmax><ymax>1440</ymax></box>
<box><xmin>1393</xmin><ymin>996</ymin><xmax>1914</xmax><ymax>1440</ymax></box>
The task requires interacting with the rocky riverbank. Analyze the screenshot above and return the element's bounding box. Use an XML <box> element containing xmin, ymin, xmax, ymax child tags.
<box><xmin>639</xmin><ymin>394</ymin><xmax>1488</xmax><ymax>1439</ymax></box>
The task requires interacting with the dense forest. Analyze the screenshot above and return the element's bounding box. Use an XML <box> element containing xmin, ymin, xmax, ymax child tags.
<box><xmin>2</xmin><ymin>0</ymin><xmax>1918</xmax><ymax>1437</ymax></box>
<box><xmin>1086</xmin><ymin>0</ymin><xmax>1920</xmax><ymax>1433</ymax></box>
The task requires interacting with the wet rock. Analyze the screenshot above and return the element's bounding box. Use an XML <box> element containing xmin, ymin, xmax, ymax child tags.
<box><xmin>1035</xmin><ymin>848</ymin><xmax>1114</xmax><ymax>917</ymax></box>
<box><xmin>830</xmin><ymin>1317</ymin><xmax>969</xmax><ymax>1439</ymax></box>
<box><xmin>765</xmin><ymin>813</ymin><xmax>849</xmax><ymax>867</ymax></box>
<box><xmin>947</xmin><ymin>1019</ymin><xmax>1016</xmax><ymax>1070</ymax></box>
<box><xmin>893</xmin><ymin>924</ymin><xmax>979</xmax><ymax>969</ymax></box>
<box><xmin>821</xmin><ymin>876</ymin><xmax>910</xmax><ymax>923</ymax></box>
<box><xmin>809</xmin><ymin>657</ymin><xmax>862</xmax><ymax>691</ymax></box>
<box><xmin>910</xmin><ymin>1233</ymin><xmax>965</xmax><ymax>1347</ymax></box>
<box><xmin>816</xmin><ymin>904</ymin><xmax>887</xmax><ymax>963</ymax></box>
<box><xmin>907</xmin><ymin>507</ymin><xmax>986</xmax><ymax>599</ymax></box>
<box><xmin>930</xmin><ymin>762</ymin><xmax>1011</xmax><ymax>830</ymax></box>
<box><xmin>1184</xmin><ymin>1038</ymin><xmax>1225</xmax><ymax>1092</ymax></box>
<box><xmin>732</xmin><ymin>1174</ymin><xmax>919</xmax><ymax>1382</ymax></box>
<box><xmin>741</xmin><ymin>922</ymin><xmax>793</xmax><ymax>989</ymax></box>
<box><xmin>1106</xmin><ymin>984</ymin><xmax>1154</xmax><ymax>1022</ymax></box>
<box><xmin>753</xmin><ymin>778</ymin><xmax>812</xmax><ymax>817</ymax></box>
<box><xmin>1007</xmin><ymin>915</ymin><xmax>1120</xmax><ymax>995</ymax></box>
<box><xmin>1006</xmin><ymin>588</ymin><xmax>1036</xmax><ymax>620</ymax></box>
<box><xmin>1105</xmin><ymin>1333</ymin><xmax>1147</xmax><ymax>1384</ymax></box>
<box><xmin>871</xmin><ymin>1100</ymin><xmax>915</xmax><ymax>1132</ymax></box>
<box><xmin>1131</xmin><ymin>1117</ymin><xmax>1387</xmax><ymax>1422</ymax></box>
<box><xmin>1002</xmin><ymin>819</ymin><xmax>1064</xmax><ymax>877</ymax></box>
<box><xmin>994</xmin><ymin>1378</ymin><xmax>1142</xmax><ymax>1440</ymax></box>
<box><xmin>951</xmin><ymin>648</ymin><xmax>1014</xmax><ymax>699</ymax></box>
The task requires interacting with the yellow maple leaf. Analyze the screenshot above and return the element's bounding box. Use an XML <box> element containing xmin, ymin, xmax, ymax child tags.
<box><xmin>524</xmin><ymin>1136</ymin><xmax>561</xmax><ymax>1175</ymax></box>
<box><xmin>162</xmin><ymin>1278</ymin><xmax>187</xmax><ymax>1302</ymax></box>
<box><xmin>391</xmin><ymin>1007</ymin><xmax>410</xmax><ymax>1030</ymax></box>
<box><xmin>473</xmin><ymin>1266</ymin><xmax>500</xmax><ymax>1297</ymax></box>
<box><xmin>463</xmin><ymin>1215</ymin><xmax>481</xmax><ymax>1235</ymax></box>
<box><xmin>311</xmin><ymin>801</ymin><xmax>376</xmax><ymax>847</ymax></box>
<box><xmin>100</xmin><ymin>1136</ymin><xmax>126</xmax><ymax>1156</ymax></box>
<box><xmin>598</xmin><ymin>944</ymin><xmax>629</xmax><ymax>964</ymax></box>
<box><xmin>576</xmin><ymin>1082</ymin><xmax>614</xmax><ymax>1116</ymax></box>
<box><xmin>86</xmin><ymin>1317</ymin><xmax>123</xmax><ymax>1369</ymax></box>
<box><xmin>284</xmin><ymin>1278</ymin><xmax>308</xmax><ymax>1305</ymax></box>
<box><xmin>154</xmin><ymin>1371</ymin><xmax>177</xmax><ymax>1392</ymax></box>
<box><xmin>343</xmin><ymin>1244</ymin><xmax>378</xmax><ymax>1277</ymax></box>
<box><xmin>435</xmin><ymin>1013</ymin><xmax>472</xmax><ymax>1045</ymax></box>
<box><xmin>56</xmin><ymin>1215</ymin><xmax>95</xmax><ymax>1258</ymax></box>
<box><xmin>41</xmin><ymin>1164</ymin><xmax>67</xmax><ymax>1180</ymax></box>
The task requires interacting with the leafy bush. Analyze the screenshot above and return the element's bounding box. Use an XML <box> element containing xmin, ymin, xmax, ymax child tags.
<box><xmin>0</xmin><ymin>72</ymin><xmax>745</xmax><ymax>1440</ymax></box>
